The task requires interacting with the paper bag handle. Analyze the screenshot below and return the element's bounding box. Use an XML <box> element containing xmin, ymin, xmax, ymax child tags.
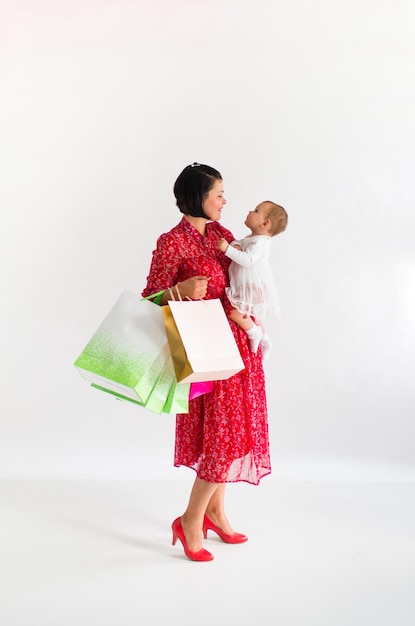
<box><xmin>169</xmin><ymin>284</ymin><xmax>182</xmax><ymax>302</ymax></box>
<box><xmin>169</xmin><ymin>283</ymin><xmax>209</xmax><ymax>305</ymax></box>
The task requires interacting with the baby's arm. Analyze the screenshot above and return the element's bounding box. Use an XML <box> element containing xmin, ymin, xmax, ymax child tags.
<box><xmin>222</xmin><ymin>237</ymin><xmax>269</xmax><ymax>268</ymax></box>
<box><xmin>218</xmin><ymin>238</ymin><xmax>241</xmax><ymax>252</ymax></box>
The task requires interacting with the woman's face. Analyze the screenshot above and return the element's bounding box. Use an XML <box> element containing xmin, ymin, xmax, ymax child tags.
<box><xmin>202</xmin><ymin>179</ymin><xmax>226</xmax><ymax>221</ymax></box>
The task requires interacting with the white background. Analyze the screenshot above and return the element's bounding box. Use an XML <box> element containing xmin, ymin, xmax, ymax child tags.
<box><xmin>1</xmin><ymin>0</ymin><xmax>414</xmax><ymax>482</ymax></box>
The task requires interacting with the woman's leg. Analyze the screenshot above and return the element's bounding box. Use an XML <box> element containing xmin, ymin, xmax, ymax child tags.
<box><xmin>205</xmin><ymin>484</ymin><xmax>236</xmax><ymax>535</ymax></box>
<box><xmin>180</xmin><ymin>477</ymin><xmax>219</xmax><ymax>552</ymax></box>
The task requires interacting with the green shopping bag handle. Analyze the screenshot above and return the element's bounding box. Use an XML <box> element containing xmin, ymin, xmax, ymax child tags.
<box><xmin>142</xmin><ymin>284</ymin><xmax>183</xmax><ymax>306</ymax></box>
<box><xmin>141</xmin><ymin>289</ymin><xmax>166</xmax><ymax>306</ymax></box>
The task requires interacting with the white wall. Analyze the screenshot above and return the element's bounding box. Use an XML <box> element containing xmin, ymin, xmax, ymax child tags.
<box><xmin>1</xmin><ymin>0</ymin><xmax>414</xmax><ymax>480</ymax></box>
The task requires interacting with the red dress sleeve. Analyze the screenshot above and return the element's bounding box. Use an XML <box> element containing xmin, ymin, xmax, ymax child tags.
<box><xmin>141</xmin><ymin>230</ymin><xmax>183</xmax><ymax>298</ymax></box>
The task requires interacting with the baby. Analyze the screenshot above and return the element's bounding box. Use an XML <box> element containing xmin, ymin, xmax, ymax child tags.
<box><xmin>218</xmin><ymin>201</ymin><xmax>288</xmax><ymax>360</ymax></box>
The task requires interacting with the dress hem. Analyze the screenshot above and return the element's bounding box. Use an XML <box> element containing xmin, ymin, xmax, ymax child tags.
<box><xmin>173</xmin><ymin>463</ymin><xmax>272</xmax><ymax>487</ymax></box>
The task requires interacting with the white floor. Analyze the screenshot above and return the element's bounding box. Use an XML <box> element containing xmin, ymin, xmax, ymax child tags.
<box><xmin>1</xmin><ymin>478</ymin><xmax>414</xmax><ymax>626</ymax></box>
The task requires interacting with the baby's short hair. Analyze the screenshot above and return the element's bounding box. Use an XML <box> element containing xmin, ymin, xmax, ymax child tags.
<box><xmin>263</xmin><ymin>201</ymin><xmax>288</xmax><ymax>236</ymax></box>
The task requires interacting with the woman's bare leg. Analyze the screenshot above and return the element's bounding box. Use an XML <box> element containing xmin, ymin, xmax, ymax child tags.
<box><xmin>180</xmin><ymin>477</ymin><xmax>219</xmax><ymax>552</ymax></box>
<box><xmin>205</xmin><ymin>484</ymin><xmax>236</xmax><ymax>535</ymax></box>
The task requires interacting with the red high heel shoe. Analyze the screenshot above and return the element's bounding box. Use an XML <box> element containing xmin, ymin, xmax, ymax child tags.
<box><xmin>203</xmin><ymin>515</ymin><xmax>248</xmax><ymax>544</ymax></box>
<box><xmin>171</xmin><ymin>517</ymin><xmax>214</xmax><ymax>562</ymax></box>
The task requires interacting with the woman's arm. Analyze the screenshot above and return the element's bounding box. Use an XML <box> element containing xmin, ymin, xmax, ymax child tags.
<box><xmin>142</xmin><ymin>233</ymin><xmax>209</xmax><ymax>304</ymax></box>
<box><xmin>141</xmin><ymin>233</ymin><xmax>179</xmax><ymax>300</ymax></box>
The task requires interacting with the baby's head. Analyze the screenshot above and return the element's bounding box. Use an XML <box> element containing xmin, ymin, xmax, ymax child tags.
<box><xmin>260</xmin><ymin>201</ymin><xmax>288</xmax><ymax>236</ymax></box>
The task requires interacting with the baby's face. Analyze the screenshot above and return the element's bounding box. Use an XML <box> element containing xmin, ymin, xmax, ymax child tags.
<box><xmin>244</xmin><ymin>203</ymin><xmax>269</xmax><ymax>232</ymax></box>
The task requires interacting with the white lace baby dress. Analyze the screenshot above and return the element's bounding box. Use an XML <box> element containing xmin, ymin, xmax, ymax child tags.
<box><xmin>225</xmin><ymin>235</ymin><xmax>280</xmax><ymax>320</ymax></box>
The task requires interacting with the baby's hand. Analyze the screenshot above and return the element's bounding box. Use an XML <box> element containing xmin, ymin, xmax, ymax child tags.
<box><xmin>217</xmin><ymin>237</ymin><xmax>229</xmax><ymax>253</ymax></box>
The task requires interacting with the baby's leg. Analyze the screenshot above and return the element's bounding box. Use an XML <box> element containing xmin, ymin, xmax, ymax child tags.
<box><xmin>255</xmin><ymin>317</ymin><xmax>272</xmax><ymax>361</ymax></box>
<box><xmin>259</xmin><ymin>333</ymin><xmax>272</xmax><ymax>361</ymax></box>
<box><xmin>229</xmin><ymin>309</ymin><xmax>263</xmax><ymax>352</ymax></box>
<box><xmin>229</xmin><ymin>308</ymin><xmax>254</xmax><ymax>331</ymax></box>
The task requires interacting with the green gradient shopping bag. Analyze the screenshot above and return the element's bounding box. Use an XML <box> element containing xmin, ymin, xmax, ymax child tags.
<box><xmin>74</xmin><ymin>291</ymin><xmax>189</xmax><ymax>413</ymax></box>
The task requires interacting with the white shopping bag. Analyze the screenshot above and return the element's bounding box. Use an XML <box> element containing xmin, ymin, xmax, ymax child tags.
<box><xmin>162</xmin><ymin>298</ymin><xmax>245</xmax><ymax>383</ymax></box>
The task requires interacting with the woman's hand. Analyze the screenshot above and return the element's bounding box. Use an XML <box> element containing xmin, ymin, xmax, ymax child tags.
<box><xmin>176</xmin><ymin>276</ymin><xmax>210</xmax><ymax>300</ymax></box>
<box><xmin>158</xmin><ymin>276</ymin><xmax>210</xmax><ymax>305</ymax></box>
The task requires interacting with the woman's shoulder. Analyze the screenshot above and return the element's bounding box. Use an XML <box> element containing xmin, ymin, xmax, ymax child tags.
<box><xmin>156</xmin><ymin>218</ymin><xmax>186</xmax><ymax>245</ymax></box>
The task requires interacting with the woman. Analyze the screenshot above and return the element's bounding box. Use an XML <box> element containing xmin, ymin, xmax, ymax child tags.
<box><xmin>142</xmin><ymin>163</ymin><xmax>271</xmax><ymax>562</ymax></box>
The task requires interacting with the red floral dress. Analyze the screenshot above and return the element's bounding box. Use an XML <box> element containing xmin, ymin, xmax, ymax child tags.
<box><xmin>142</xmin><ymin>217</ymin><xmax>271</xmax><ymax>485</ymax></box>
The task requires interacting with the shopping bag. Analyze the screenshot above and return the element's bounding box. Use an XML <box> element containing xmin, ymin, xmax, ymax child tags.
<box><xmin>162</xmin><ymin>297</ymin><xmax>245</xmax><ymax>383</ymax></box>
<box><xmin>74</xmin><ymin>291</ymin><xmax>170</xmax><ymax>404</ymax></box>
<box><xmin>131</xmin><ymin>346</ymin><xmax>189</xmax><ymax>413</ymax></box>
<box><xmin>91</xmin><ymin>358</ymin><xmax>190</xmax><ymax>415</ymax></box>
<box><xmin>189</xmin><ymin>381</ymin><xmax>215</xmax><ymax>399</ymax></box>
<box><xmin>162</xmin><ymin>377</ymin><xmax>191</xmax><ymax>414</ymax></box>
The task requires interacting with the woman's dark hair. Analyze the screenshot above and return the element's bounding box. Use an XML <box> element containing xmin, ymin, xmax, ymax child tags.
<box><xmin>173</xmin><ymin>162</ymin><xmax>222</xmax><ymax>218</ymax></box>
